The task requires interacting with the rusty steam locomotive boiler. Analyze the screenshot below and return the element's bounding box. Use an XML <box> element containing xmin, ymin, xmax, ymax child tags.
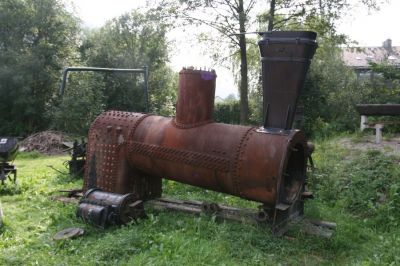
<box><xmin>78</xmin><ymin>31</ymin><xmax>318</xmax><ymax>232</ymax></box>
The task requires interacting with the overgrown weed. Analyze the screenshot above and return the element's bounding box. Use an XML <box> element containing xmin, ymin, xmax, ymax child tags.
<box><xmin>311</xmin><ymin>143</ymin><xmax>400</xmax><ymax>230</ymax></box>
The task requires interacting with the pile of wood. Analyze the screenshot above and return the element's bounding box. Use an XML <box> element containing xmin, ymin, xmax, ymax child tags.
<box><xmin>19</xmin><ymin>131</ymin><xmax>70</xmax><ymax>155</ymax></box>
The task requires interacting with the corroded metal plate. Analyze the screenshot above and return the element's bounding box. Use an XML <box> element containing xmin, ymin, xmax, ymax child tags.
<box><xmin>53</xmin><ymin>227</ymin><xmax>84</xmax><ymax>241</ymax></box>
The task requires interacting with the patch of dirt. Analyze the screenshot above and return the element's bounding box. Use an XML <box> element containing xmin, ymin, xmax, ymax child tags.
<box><xmin>19</xmin><ymin>131</ymin><xmax>71</xmax><ymax>155</ymax></box>
<box><xmin>338</xmin><ymin>134</ymin><xmax>400</xmax><ymax>156</ymax></box>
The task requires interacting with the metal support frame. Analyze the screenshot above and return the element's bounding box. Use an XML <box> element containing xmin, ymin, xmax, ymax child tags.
<box><xmin>0</xmin><ymin>163</ymin><xmax>17</xmax><ymax>184</ymax></box>
<box><xmin>54</xmin><ymin>192</ymin><xmax>335</xmax><ymax>238</ymax></box>
<box><xmin>59</xmin><ymin>66</ymin><xmax>149</xmax><ymax>112</ymax></box>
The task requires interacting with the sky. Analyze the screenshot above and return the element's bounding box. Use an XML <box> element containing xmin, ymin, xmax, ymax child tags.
<box><xmin>67</xmin><ymin>0</ymin><xmax>400</xmax><ymax>98</ymax></box>
<box><xmin>337</xmin><ymin>0</ymin><xmax>400</xmax><ymax>47</ymax></box>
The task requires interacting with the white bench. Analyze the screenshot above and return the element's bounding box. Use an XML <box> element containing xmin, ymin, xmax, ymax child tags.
<box><xmin>360</xmin><ymin>116</ymin><xmax>384</xmax><ymax>144</ymax></box>
<box><xmin>356</xmin><ymin>104</ymin><xmax>400</xmax><ymax>144</ymax></box>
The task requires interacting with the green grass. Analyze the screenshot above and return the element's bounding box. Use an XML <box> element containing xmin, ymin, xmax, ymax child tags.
<box><xmin>1</xmin><ymin>135</ymin><xmax>400</xmax><ymax>265</ymax></box>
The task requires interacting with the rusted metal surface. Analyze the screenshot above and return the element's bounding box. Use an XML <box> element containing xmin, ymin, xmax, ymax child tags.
<box><xmin>356</xmin><ymin>104</ymin><xmax>400</xmax><ymax>116</ymax></box>
<box><xmin>84</xmin><ymin>111</ymin><xmax>162</xmax><ymax>198</ymax></box>
<box><xmin>76</xmin><ymin>188</ymin><xmax>145</xmax><ymax>227</ymax></box>
<box><xmin>68</xmin><ymin>139</ymin><xmax>86</xmax><ymax>177</ymax></box>
<box><xmin>84</xmin><ymin>69</ymin><xmax>308</xmax><ymax>216</ymax></box>
<box><xmin>60</xmin><ymin>194</ymin><xmax>333</xmax><ymax>237</ymax></box>
<box><xmin>82</xmin><ymin>31</ymin><xmax>318</xmax><ymax>231</ymax></box>
<box><xmin>52</xmin><ymin>189</ymin><xmax>82</xmax><ymax>204</ymax></box>
<box><xmin>128</xmin><ymin>115</ymin><xmax>307</xmax><ymax>206</ymax></box>
<box><xmin>258</xmin><ymin>31</ymin><xmax>317</xmax><ymax>129</ymax></box>
<box><xmin>147</xmin><ymin>198</ymin><xmax>269</xmax><ymax>225</ymax></box>
<box><xmin>147</xmin><ymin>198</ymin><xmax>334</xmax><ymax>238</ymax></box>
<box><xmin>53</xmin><ymin>227</ymin><xmax>84</xmax><ymax>241</ymax></box>
<box><xmin>174</xmin><ymin>68</ymin><xmax>216</xmax><ymax>127</ymax></box>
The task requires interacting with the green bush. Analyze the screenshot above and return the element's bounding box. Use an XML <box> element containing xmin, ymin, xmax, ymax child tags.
<box><xmin>0</xmin><ymin>0</ymin><xmax>79</xmax><ymax>136</ymax></box>
<box><xmin>312</xmin><ymin>146</ymin><xmax>400</xmax><ymax>230</ymax></box>
<box><xmin>51</xmin><ymin>72</ymin><xmax>105</xmax><ymax>135</ymax></box>
<box><xmin>214</xmin><ymin>100</ymin><xmax>240</xmax><ymax>124</ymax></box>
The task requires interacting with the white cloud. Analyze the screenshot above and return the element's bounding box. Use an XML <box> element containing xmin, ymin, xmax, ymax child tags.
<box><xmin>67</xmin><ymin>0</ymin><xmax>144</xmax><ymax>28</ymax></box>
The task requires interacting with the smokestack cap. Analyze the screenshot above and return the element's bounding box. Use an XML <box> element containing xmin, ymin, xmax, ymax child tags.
<box><xmin>179</xmin><ymin>68</ymin><xmax>217</xmax><ymax>79</ymax></box>
<box><xmin>258</xmin><ymin>31</ymin><xmax>317</xmax><ymax>45</ymax></box>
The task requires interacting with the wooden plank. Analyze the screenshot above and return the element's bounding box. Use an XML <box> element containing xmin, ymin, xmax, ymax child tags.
<box><xmin>356</xmin><ymin>104</ymin><xmax>400</xmax><ymax>116</ymax></box>
<box><xmin>300</xmin><ymin>219</ymin><xmax>336</xmax><ymax>238</ymax></box>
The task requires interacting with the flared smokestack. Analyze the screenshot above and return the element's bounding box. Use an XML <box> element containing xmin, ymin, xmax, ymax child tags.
<box><xmin>175</xmin><ymin>68</ymin><xmax>217</xmax><ymax>127</ymax></box>
<box><xmin>258</xmin><ymin>31</ymin><xmax>317</xmax><ymax>129</ymax></box>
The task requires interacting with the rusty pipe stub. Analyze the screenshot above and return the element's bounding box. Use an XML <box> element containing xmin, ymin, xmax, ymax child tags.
<box><xmin>174</xmin><ymin>68</ymin><xmax>217</xmax><ymax>128</ymax></box>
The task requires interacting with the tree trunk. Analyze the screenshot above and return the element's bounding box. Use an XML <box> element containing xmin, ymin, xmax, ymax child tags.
<box><xmin>268</xmin><ymin>0</ymin><xmax>276</xmax><ymax>31</ymax></box>
<box><xmin>238</xmin><ymin>0</ymin><xmax>249</xmax><ymax>124</ymax></box>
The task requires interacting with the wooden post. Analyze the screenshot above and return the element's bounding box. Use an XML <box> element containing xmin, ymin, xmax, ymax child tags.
<box><xmin>360</xmin><ymin>115</ymin><xmax>367</xmax><ymax>131</ymax></box>
<box><xmin>375</xmin><ymin>124</ymin><xmax>384</xmax><ymax>144</ymax></box>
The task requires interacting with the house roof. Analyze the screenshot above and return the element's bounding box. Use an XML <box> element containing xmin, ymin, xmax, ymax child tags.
<box><xmin>342</xmin><ymin>41</ymin><xmax>400</xmax><ymax>69</ymax></box>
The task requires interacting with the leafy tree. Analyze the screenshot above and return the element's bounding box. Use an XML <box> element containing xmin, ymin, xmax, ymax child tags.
<box><xmin>262</xmin><ymin>0</ymin><xmax>380</xmax><ymax>32</ymax></box>
<box><xmin>51</xmin><ymin>72</ymin><xmax>105</xmax><ymax>135</ymax></box>
<box><xmin>213</xmin><ymin>93</ymin><xmax>242</xmax><ymax>125</ymax></box>
<box><xmin>300</xmin><ymin>41</ymin><xmax>359</xmax><ymax>135</ymax></box>
<box><xmin>360</xmin><ymin>62</ymin><xmax>400</xmax><ymax>106</ymax></box>
<box><xmin>214</xmin><ymin>100</ymin><xmax>241</xmax><ymax>124</ymax></box>
<box><xmin>370</xmin><ymin>62</ymin><xmax>400</xmax><ymax>81</ymax></box>
<box><xmin>79</xmin><ymin>10</ymin><xmax>177</xmax><ymax>116</ymax></box>
<box><xmin>0</xmin><ymin>0</ymin><xmax>79</xmax><ymax>135</ymax></box>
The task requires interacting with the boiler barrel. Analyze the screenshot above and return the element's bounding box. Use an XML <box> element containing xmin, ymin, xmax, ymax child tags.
<box><xmin>127</xmin><ymin>116</ymin><xmax>306</xmax><ymax>205</ymax></box>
